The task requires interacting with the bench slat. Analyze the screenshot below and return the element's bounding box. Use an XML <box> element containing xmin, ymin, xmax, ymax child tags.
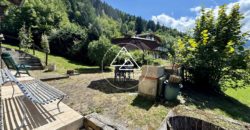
<box><xmin>1</xmin><ymin>68</ymin><xmax>66</xmax><ymax>105</ymax></box>
<box><xmin>23</xmin><ymin>81</ymin><xmax>60</xmax><ymax>103</ymax></box>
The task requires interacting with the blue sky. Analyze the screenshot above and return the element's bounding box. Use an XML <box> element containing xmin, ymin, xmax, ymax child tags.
<box><xmin>103</xmin><ymin>0</ymin><xmax>237</xmax><ymax>20</ymax></box>
<box><xmin>103</xmin><ymin>0</ymin><xmax>250</xmax><ymax>36</ymax></box>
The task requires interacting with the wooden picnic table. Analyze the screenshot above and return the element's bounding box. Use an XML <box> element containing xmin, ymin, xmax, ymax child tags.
<box><xmin>114</xmin><ymin>66</ymin><xmax>134</xmax><ymax>81</ymax></box>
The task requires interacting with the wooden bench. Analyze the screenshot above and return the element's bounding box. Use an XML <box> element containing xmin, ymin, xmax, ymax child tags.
<box><xmin>1</xmin><ymin>68</ymin><xmax>66</xmax><ymax>112</ymax></box>
<box><xmin>1</xmin><ymin>68</ymin><xmax>66</xmax><ymax>128</ymax></box>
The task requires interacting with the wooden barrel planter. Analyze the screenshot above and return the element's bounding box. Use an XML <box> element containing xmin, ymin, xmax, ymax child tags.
<box><xmin>167</xmin><ymin>116</ymin><xmax>224</xmax><ymax>130</ymax></box>
<box><xmin>159</xmin><ymin>107</ymin><xmax>249</xmax><ymax>130</ymax></box>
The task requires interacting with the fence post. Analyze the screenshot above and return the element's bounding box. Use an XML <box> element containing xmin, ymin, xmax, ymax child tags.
<box><xmin>45</xmin><ymin>52</ymin><xmax>48</xmax><ymax>66</ymax></box>
<box><xmin>32</xmin><ymin>43</ymin><xmax>35</xmax><ymax>55</ymax></box>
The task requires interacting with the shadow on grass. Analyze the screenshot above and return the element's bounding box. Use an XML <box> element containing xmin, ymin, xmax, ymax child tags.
<box><xmin>131</xmin><ymin>95</ymin><xmax>155</xmax><ymax>110</ymax></box>
<box><xmin>75</xmin><ymin>68</ymin><xmax>101</xmax><ymax>74</ymax></box>
<box><xmin>75</xmin><ymin>67</ymin><xmax>112</xmax><ymax>74</ymax></box>
<box><xmin>131</xmin><ymin>95</ymin><xmax>180</xmax><ymax>111</ymax></box>
<box><xmin>87</xmin><ymin>78</ymin><xmax>138</xmax><ymax>94</ymax></box>
<box><xmin>182</xmin><ymin>88</ymin><xmax>250</xmax><ymax>123</ymax></box>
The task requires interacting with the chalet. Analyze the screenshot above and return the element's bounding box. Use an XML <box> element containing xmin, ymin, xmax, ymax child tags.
<box><xmin>112</xmin><ymin>33</ymin><xmax>167</xmax><ymax>59</ymax></box>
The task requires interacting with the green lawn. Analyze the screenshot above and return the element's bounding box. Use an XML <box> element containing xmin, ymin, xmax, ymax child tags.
<box><xmin>225</xmin><ymin>86</ymin><xmax>250</xmax><ymax>107</ymax></box>
<box><xmin>2</xmin><ymin>44</ymin><xmax>99</xmax><ymax>74</ymax></box>
<box><xmin>2</xmin><ymin>43</ymin><xmax>250</xmax><ymax>125</ymax></box>
<box><xmin>182</xmin><ymin>83</ymin><xmax>250</xmax><ymax>124</ymax></box>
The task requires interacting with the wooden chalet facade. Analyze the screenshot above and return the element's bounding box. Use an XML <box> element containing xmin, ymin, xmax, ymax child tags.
<box><xmin>112</xmin><ymin>33</ymin><xmax>167</xmax><ymax>59</ymax></box>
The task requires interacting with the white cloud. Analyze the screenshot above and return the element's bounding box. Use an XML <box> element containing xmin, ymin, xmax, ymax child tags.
<box><xmin>190</xmin><ymin>6</ymin><xmax>202</xmax><ymax>14</ymax></box>
<box><xmin>190</xmin><ymin>0</ymin><xmax>250</xmax><ymax>34</ymax></box>
<box><xmin>152</xmin><ymin>14</ymin><xmax>195</xmax><ymax>32</ymax></box>
<box><xmin>238</xmin><ymin>0</ymin><xmax>250</xmax><ymax>37</ymax></box>
<box><xmin>152</xmin><ymin>0</ymin><xmax>250</xmax><ymax>37</ymax></box>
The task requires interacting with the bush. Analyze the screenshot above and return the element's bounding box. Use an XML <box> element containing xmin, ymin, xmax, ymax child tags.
<box><xmin>130</xmin><ymin>50</ymin><xmax>154</xmax><ymax>65</ymax></box>
<box><xmin>175</xmin><ymin>5</ymin><xmax>248</xmax><ymax>92</ymax></box>
<box><xmin>88</xmin><ymin>36</ymin><xmax>120</xmax><ymax>69</ymax></box>
<box><xmin>1</xmin><ymin>0</ymin><xmax>69</xmax><ymax>44</ymax></box>
<box><xmin>49</xmin><ymin>24</ymin><xmax>87</xmax><ymax>61</ymax></box>
<box><xmin>220</xmin><ymin>69</ymin><xmax>250</xmax><ymax>89</ymax></box>
<box><xmin>153</xmin><ymin>59</ymin><xmax>167</xmax><ymax>66</ymax></box>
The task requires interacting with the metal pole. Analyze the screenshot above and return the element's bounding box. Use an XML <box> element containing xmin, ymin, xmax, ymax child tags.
<box><xmin>0</xmin><ymin>41</ymin><xmax>2</xmax><ymax>69</ymax></box>
<box><xmin>0</xmin><ymin>34</ymin><xmax>4</xmax><ymax>69</ymax></box>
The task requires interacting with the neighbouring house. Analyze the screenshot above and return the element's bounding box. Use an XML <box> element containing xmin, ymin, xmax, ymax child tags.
<box><xmin>112</xmin><ymin>33</ymin><xmax>168</xmax><ymax>59</ymax></box>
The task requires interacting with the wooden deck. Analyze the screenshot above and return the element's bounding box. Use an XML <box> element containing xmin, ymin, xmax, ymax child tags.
<box><xmin>1</xmin><ymin>74</ymin><xmax>83</xmax><ymax>130</ymax></box>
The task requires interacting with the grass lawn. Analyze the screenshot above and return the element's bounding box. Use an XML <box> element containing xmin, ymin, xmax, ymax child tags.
<box><xmin>2</xmin><ymin>43</ymin><xmax>99</xmax><ymax>74</ymax></box>
<box><xmin>44</xmin><ymin>71</ymin><xmax>250</xmax><ymax>129</ymax></box>
<box><xmin>225</xmin><ymin>86</ymin><xmax>250</xmax><ymax>107</ymax></box>
<box><xmin>2</xmin><ymin>43</ymin><xmax>250</xmax><ymax>128</ymax></box>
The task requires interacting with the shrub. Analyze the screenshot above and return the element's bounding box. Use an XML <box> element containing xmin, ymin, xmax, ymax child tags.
<box><xmin>88</xmin><ymin>36</ymin><xmax>120</xmax><ymax>69</ymax></box>
<box><xmin>219</xmin><ymin>69</ymin><xmax>250</xmax><ymax>89</ymax></box>
<box><xmin>41</xmin><ymin>34</ymin><xmax>50</xmax><ymax>53</ymax></box>
<box><xmin>49</xmin><ymin>23</ymin><xmax>87</xmax><ymax>60</ymax></box>
<box><xmin>18</xmin><ymin>24</ymin><xmax>33</xmax><ymax>52</ymax></box>
<box><xmin>41</xmin><ymin>34</ymin><xmax>50</xmax><ymax>65</ymax></box>
<box><xmin>176</xmin><ymin>5</ymin><xmax>248</xmax><ymax>92</ymax></box>
<box><xmin>130</xmin><ymin>50</ymin><xmax>154</xmax><ymax>65</ymax></box>
<box><xmin>153</xmin><ymin>59</ymin><xmax>167</xmax><ymax>66</ymax></box>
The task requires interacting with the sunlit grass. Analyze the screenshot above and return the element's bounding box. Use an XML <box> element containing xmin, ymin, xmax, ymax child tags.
<box><xmin>225</xmin><ymin>86</ymin><xmax>250</xmax><ymax>107</ymax></box>
<box><xmin>2</xmin><ymin>43</ymin><xmax>98</xmax><ymax>74</ymax></box>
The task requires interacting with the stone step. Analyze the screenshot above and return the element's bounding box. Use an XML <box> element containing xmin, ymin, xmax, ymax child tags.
<box><xmin>83</xmin><ymin>113</ymin><xmax>126</xmax><ymax>130</ymax></box>
<box><xmin>29</xmin><ymin>66</ymin><xmax>44</xmax><ymax>70</ymax></box>
<box><xmin>3</xmin><ymin>47</ymin><xmax>44</xmax><ymax>70</ymax></box>
<box><xmin>18</xmin><ymin>60</ymin><xmax>42</xmax><ymax>64</ymax></box>
<box><xmin>19</xmin><ymin>57</ymin><xmax>40</xmax><ymax>60</ymax></box>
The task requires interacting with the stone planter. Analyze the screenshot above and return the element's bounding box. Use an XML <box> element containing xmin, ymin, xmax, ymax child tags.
<box><xmin>141</xmin><ymin>65</ymin><xmax>164</xmax><ymax>78</ymax></box>
<box><xmin>139</xmin><ymin>65</ymin><xmax>165</xmax><ymax>99</ymax></box>
<box><xmin>47</xmin><ymin>64</ymin><xmax>56</xmax><ymax>71</ymax></box>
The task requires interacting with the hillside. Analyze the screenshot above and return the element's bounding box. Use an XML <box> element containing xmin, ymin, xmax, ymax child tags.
<box><xmin>1</xmin><ymin>0</ymin><xmax>182</xmax><ymax>64</ymax></box>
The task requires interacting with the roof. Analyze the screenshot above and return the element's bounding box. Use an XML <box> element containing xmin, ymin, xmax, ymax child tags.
<box><xmin>112</xmin><ymin>37</ymin><xmax>161</xmax><ymax>51</ymax></box>
<box><xmin>135</xmin><ymin>33</ymin><xmax>162</xmax><ymax>43</ymax></box>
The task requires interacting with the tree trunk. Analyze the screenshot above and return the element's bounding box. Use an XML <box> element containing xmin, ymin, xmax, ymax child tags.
<box><xmin>33</xmin><ymin>44</ymin><xmax>35</xmax><ymax>55</ymax></box>
<box><xmin>0</xmin><ymin>41</ymin><xmax>2</xmax><ymax>69</ymax></box>
<box><xmin>45</xmin><ymin>52</ymin><xmax>48</xmax><ymax>66</ymax></box>
<box><xmin>100</xmin><ymin>65</ymin><xmax>103</xmax><ymax>71</ymax></box>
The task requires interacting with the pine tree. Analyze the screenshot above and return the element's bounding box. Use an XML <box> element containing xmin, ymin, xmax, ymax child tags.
<box><xmin>18</xmin><ymin>24</ymin><xmax>28</xmax><ymax>50</ymax></box>
<box><xmin>147</xmin><ymin>20</ymin><xmax>156</xmax><ymax>32</ymax></box>
<box><xmin>135</xmin><ymin>17</ymin><xmax>144</xmax><ymax>34</ymax></box>
<box><xmin>41</xmin><ymin>34</ymin><xmax>50</xmax><ymax>65</ymax></box>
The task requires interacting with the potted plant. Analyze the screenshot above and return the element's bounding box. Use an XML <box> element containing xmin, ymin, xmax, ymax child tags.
<box><xmin>164</xmin><ymin>75</ymin><xmax>183</xmax><ymax>101</ymax></box>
